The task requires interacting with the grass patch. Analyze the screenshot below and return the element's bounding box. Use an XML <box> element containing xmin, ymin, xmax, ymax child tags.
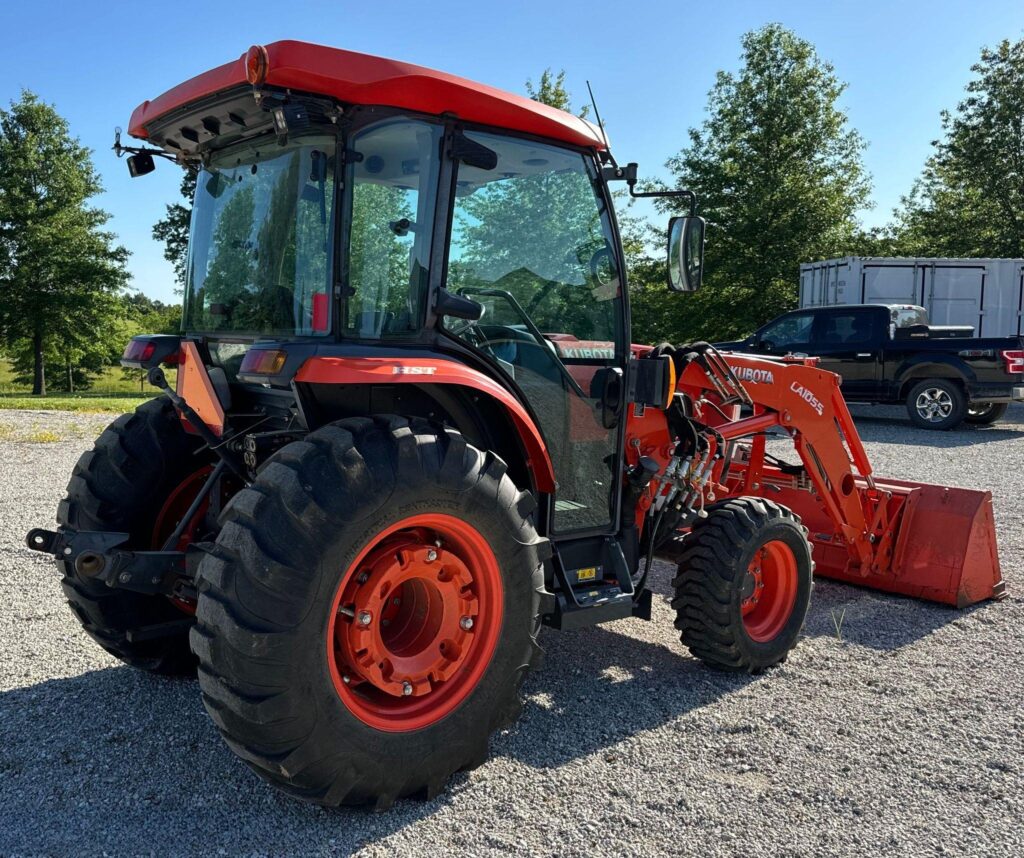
<box><xmin>22</xmin><ymin>428</ymin><xmax>64</xmax><ymax>443</ymax></box>
<box><xmin>0</xmin><ymin>394</ymin><xmax>151</xmax><ymax>414</ymax></box>
<box><xmin>0</xmin><ymin>358</ymin><xmax>175</xmax><ymax>400</ymax></box>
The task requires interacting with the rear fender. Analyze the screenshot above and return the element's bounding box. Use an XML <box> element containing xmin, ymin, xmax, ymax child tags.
<box><xmin>894</xmin><ymin>355</ymin><xmax>973</xmax><ymax>397</ymax></box>
<box><xmin>294</xmin><ymin>356</ymin><xmax>556</xmax><ymax>492</ymax></box>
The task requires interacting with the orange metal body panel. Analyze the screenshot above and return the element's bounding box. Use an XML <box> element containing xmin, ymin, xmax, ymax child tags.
<box><xmin>176</xmin><ymin>342</ymin><xmax>225</xmax><ymax>438</ymax></box>
<box><xmin>295</xmin><ymin>356</ymin><xmax>556</xmax><ymax>492</ymax></box>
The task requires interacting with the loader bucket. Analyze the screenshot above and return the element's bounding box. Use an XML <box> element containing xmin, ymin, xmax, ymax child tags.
<box><xmin>769</xmin><ymin>479</ymin><xmax>1005</xmax><ymax>608</ymax></box>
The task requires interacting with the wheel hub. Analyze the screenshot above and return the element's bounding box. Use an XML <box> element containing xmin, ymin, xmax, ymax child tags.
<box><xmin>327</xmin><ymin>513</ymin><xmax>504</xmax><ymax>732</ymax></box>
<box><xmin>916</xmin><ymin>388</ymin><xmax>953</xmax><ymax>422</ymax></box>
<box><xmin>741</xmin><ymin>540</ymin><xmax>798</xmax><ymax>642</ymax></box>
<box><xmin>336</xmin><ymin>532</ymin><xmax>479</xmax><ymax>698</ymax></box>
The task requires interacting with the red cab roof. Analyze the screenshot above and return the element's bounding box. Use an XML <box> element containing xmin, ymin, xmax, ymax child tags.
<box><xmin>128</xmin><ymin>40</ymin><xmax>606</xmax><ymax>151</ymax></box>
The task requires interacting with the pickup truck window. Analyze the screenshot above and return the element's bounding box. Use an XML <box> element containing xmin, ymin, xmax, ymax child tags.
<box><xmin>814</xmin><ymin>312</ymin><xmax>874</xmax><ymax>345</ymax></box>
<box><xmin>892</xmin><ymin>306</ymin><xmax>929</xmax><ymax>328</ymax></box>
<box><xmin>760</xmin><ymin>313</ymin><xmax>814</xmax><ymax>349</ymax></box>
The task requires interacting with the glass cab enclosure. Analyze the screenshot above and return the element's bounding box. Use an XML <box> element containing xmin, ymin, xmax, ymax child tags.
<box><xmin>184</xmin><ymin>116</ymin><xmax>627</xmax><ymax>534</ymax></box>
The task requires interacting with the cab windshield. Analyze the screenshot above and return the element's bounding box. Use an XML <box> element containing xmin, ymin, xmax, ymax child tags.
<box><xmin>184</xmin><ymin>136</ymin><xmax>336</xmax><ymax>336</ymax></box>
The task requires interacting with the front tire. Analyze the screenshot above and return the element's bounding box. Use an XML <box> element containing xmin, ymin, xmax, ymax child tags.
<box><xmin>965</xmin><ymin>402</ymin><xmax>1008</xmax><ymax>425</ymax></box>
<box><xmin>192</xmin><ymin>416</ymin><xmax>547</xmax><ymax>808</ymax></box>
<box><xmin>906</xmin><ymin>378</ymin><xmax>967</xmax><ymax>430</ymax></box>
<box><xmin>671</xmin><ymin>498</ymin><xmax>813</xmax><ymax>673</ymax></box>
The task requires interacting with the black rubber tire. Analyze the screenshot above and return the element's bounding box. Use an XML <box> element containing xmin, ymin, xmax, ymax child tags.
<box><xmin>965</xmin><ymin>402</ymin><xmax>1008</xmax><ymax>425</ymax></box>
<box><xmin>905</xmin><ymin>378</ymin><xmax>967</xmax><ymax>430</ymax></box>
<box><xmin>671</xmin><ymin>498</ymin><xmax>813</xmax><ymax>674</ymax></box>
<box><xmin>191</xmin><ymin>415</ymin><xmax>548</xmax><ymax>808</ymax></box>
<box><xmin>56</xmin><ymin>397</ymin><xmax>204</xmax><ymax>675</ymax></box>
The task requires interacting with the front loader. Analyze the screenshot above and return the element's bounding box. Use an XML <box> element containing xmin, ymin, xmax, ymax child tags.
<box><xmin>26</xmin><ymin>41</ymin><xmax>1004</xmax><ymax>809</ymax></box>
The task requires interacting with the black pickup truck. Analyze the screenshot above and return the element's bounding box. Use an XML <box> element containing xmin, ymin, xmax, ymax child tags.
<box><xmin>719</xmin><ymin>304</ymin><xmax>1024</xmax><ymax>429</ymax></box>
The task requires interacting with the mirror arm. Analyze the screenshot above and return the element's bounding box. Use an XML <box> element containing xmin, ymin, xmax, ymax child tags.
<box><xmin>602</xmin><ymin>162</ymin><xmax>697</xmax><ymax>215</ymax></box>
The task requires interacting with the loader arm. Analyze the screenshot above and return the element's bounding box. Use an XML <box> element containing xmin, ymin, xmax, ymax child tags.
<box><xmin>632</xmin><ymin>347</ymin><xmax>1004</xmax><ymax>607</ymax></box>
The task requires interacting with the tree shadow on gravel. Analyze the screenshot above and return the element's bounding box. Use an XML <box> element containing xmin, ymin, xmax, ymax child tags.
<box><xmin>0</xmin><ymin>667</ymin><xmax>457</xmax><ymax>854</ymax></box>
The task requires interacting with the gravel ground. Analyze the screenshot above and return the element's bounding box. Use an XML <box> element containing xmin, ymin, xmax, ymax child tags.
<box><xmin>1</xmin><ymin>404</ymin><xmax>1022</xmax><ymax>857</ymax></box>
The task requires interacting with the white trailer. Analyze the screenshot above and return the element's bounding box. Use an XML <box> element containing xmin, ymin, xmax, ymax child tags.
<box><xmin>799</xmin><ymin>257</ymin><xmax>1024</xmax><ymax>338</ymax></box>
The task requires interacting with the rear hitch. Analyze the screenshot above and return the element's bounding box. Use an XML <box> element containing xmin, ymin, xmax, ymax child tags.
<box><xmin>26</xmin><ymin>527</ymin><xmax>204</xmax><ymax>597</ymax></box>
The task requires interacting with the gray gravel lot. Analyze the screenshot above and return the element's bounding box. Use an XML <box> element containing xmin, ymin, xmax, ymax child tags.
<box><xmin>1</xmin><ymin>404</ymin><xmax>1023</xmax><ymax>857</ymax></box>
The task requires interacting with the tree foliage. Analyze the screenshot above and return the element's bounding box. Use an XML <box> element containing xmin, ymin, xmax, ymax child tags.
<box><xmin>153</xmin><ymin>170</ymin><xmax>196</xmax><ymax>288</ymax></box>
<box><xmin>526</xmin><ymin>69</ymin><xmax>589</xmax><ymax>119</ymax></box>
<box><xmin>655</xmin><ymin>24</ymin><xmax>870</xmax><ymax>342</ymax></box>
<box><xmin>0</xmin><ymin>91</ymin><xmax>130</xmax><ymax>394</ymax></box>
<box><xmin>893</xmin><ymin>38</ymin><xmax>1024</xmax><ymax>258</ymax></box>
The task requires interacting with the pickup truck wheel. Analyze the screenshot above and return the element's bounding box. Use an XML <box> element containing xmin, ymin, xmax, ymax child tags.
<box><xmin>965</xmin><ymin>402</ymin><xmax>1008</xmax><ymax>425</ymax></box>
<box><xmin>906</xmin><ymin>379</ymin><xmax>967</xmax><ymax>430</ymax></box>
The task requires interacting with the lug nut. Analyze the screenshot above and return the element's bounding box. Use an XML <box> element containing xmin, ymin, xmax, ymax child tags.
<box><xmin>357</xmin><ymin>572</ymin><xmax>369</xmax><ymax>584</ymax></box>
<box><xmin>118</xmin><ymin>572</ymin><xmax>131</xmax><ymax>584</ymax></box>
<box><xmin>392</xmin><ymin>597</ymin><xmax>401</xmax><ymax>606</ymax></box>
<box><xmin>402</xmin><ymin>681</ymin><xmax>413</xmax><ymax>696</ymax></box>
<box><xmin>426</xmin><ymin>549</ymin><xmax>438</xmax><ymax>562</ymax></box>
<box><xmin>460</xmin><ymin>616</ymin><xmax>474</xmax><ymax>631</ymax></box>
<box><xmin>357</xmin><ymin>610</ymin><xmax>372</xmax><ymax>626</ymax></box>
<box><xmin>342</xmin><ymin>674</ymin><xmax>351</xmax><ymax>685</ymax></box>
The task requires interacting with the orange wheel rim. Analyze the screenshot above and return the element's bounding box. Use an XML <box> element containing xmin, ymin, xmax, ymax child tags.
<box><xmin>152</xmin><ymin>466</ymin><xmax>216</xmax><ymax>616</ymax></box>
<box><xmin>740</xmin><ymin>539</ymin><xmax>798</xmax><ymax>643</ymax></box>
<box><xmin>327</xmin><ymin>514</ymin><xmax>504</xmax><ymax>732</ymax></box>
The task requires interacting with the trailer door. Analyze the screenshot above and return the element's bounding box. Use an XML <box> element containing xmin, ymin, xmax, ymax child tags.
<box><xmin>861</xmin><ymin>263</ymin><xmax>918</xmax><ymax>305</ymax></box>
<box><xmin>928</xmin><ymin>265</ymin><xmax>984</xmax><ymax>333</ymax></box>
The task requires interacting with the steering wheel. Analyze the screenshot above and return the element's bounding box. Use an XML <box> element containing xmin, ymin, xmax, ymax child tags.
<box><xmin>458</xmin><ymin>287</ymin><xmax>589</xmax><ymax>399</ymax></box>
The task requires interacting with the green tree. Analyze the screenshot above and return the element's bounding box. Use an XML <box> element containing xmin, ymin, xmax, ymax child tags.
<box><xmin>0</xmin><ymin>91</ymin><xmax>130</xmax><ymax>394</ymax></box>
<box><xmin>893</xmin><ymin>38</ymin><xmax>1024</xmax><ymax>258</ymax></box>
<box><xmin>153</xmin><ymin>170</ymin><xmax>196</xmax><ymax>288</ymax></box>
<box><xmin>526</xmin><ymin>69</ymin><xmax>589</xmax><ymax>118</ymax></box>
<box><xmin>658</xmin><ymin>24</ymin><xmax>870</xmax><ymax>341</ymax></box>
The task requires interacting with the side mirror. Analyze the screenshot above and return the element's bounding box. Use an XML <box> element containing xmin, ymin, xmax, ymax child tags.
<box><xmin>667</xmin><ymin>216</ymin><xmax>706</xmax><ymax>292</ymax></box>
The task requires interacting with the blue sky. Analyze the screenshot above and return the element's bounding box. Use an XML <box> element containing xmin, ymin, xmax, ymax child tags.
<box><xmin>3</xmin><ymin>0</ymin><xmax>1023</xmax><ymax>303</ymax></box>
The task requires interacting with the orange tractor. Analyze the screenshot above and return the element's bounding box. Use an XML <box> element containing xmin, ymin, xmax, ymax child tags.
<box><xmin>27</xmin><ymin>42</ymin><xmax>1004</xmax><ymax>808</ymax></box>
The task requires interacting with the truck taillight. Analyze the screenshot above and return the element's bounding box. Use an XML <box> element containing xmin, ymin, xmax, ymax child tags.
<box><xmin>1001</xmin><ymin>349</ymin><xmax>1024</xmax><ymax>373</ymax></box>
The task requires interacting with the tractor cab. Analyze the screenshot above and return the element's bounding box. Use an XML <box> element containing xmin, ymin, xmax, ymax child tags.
<box><xmin>119</xmin><ymin>43</ymin><xmax>700</xmax><ymax>563</ymax></box>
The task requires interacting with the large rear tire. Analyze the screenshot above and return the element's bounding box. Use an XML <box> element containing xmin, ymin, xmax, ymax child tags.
<box><xmin>56</xmin><ymin>397</ymin><xmax>205</xmax><ymax>675</ymax></box>
<box><xmin>191</xmin><ymin>416</ymin><xmax>547</xmax><ymax>808</ymax></box>
<box><xmin>672</xmin><ymin>498</ymin><xmax>812</xmax><ymax>674</ymax></box>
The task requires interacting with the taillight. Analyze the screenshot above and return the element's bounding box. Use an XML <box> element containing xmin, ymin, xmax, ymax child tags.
<box><xmin>240</xmin><ymin>348</ymin><xmax>287</xmax><ymax>376</ymax></box>
<box><xmin>1001</xmin><ymin>349</ymin><xmax>1024</xmax><ymax>373</ymax></box>
<box><xmin>122</xmin><ymin>339</ymin><xmax>156</xmax><ymax>362</ymax></box>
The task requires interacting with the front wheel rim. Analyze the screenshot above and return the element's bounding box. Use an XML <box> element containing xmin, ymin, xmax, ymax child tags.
<box><xmin>740</xmin><ymin>540</ymin><xmax>799</xmax><ymax>642</ymax></box>
<box><xmin>327</xmin><ymin>514</ymin><xmax>504</xmax><ymax>732</ymax></box>
<box><xmin>915</xmin><ymin>388</ymin><xmax>954</xmax><ymax>422</ymax></box>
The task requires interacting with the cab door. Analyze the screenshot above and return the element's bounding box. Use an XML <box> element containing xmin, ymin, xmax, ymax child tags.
<box><xmin>441</xmin><ymin>130</ymin><xmax>626</xmax><ymax>534</ymax></box>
